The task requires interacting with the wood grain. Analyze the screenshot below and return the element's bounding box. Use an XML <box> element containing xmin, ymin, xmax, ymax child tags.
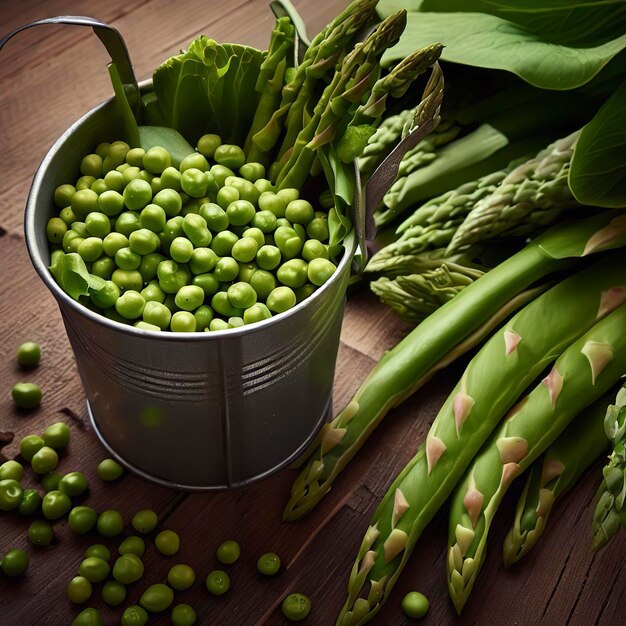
<box><xmin>1</xmin><ymin>1</ymin><xmax>624</xmax><ymax>625</ymax></box>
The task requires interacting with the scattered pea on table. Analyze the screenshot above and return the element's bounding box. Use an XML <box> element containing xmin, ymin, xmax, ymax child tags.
<box><xmin>1</xmin><ymin>549</ymin><xmax>30</xmax><ymax>577</ymax></box>
<box><xmin>112</xmin><ymin>554</ymin><xmax>144</xmax><ymax>585</ymax></box>
<box><xmin>257</xmin><ymin>552</ymin><xmax>281</xmax><ymax>576</ymax></box>
<box><xmin>97</xmin><ymin>458</ymin><xmax>124</xmax><ymax>481</ymax></box>
<box><xmin>171</xmin><ymin>603</ymin><xmax>197</xmax><ymax>626</ymax></box>
<box><xmin>71</xmin><ymin>607</ymin><xmax>104</xmax><ymax>626</ymax></box>
<box><xmin>206</xmin><ymin>569</ymin><xmax>230</xmax><ymax>596</ymax></box>
<box><xmin>16</xmin><ymin>342</ymin><xmax>41</xmax><ymax>368</ymax></box>
<box><xmin>282</xmin><ymin>593</ymin><xmax>311</xmax><ymax>622</ymax></box>
<box><xmin>27</xmin><ymin>520</ymin><xmax>54</xmax><ymax>546</ymax></box>
<box><xmin>68</xmin><ymin>506</ymin><xmax>98</xmax><ymax>534</ymax></box>
<box><xmin>121</xmin><ymin>605</ymin><xmax>149</xmax><ymax>626</ymax></box>
<box><xmin>96</xmin><ymin>509</ymin><xmax>124</xmax><ymax>537</ymax></box>
<box><xmin>119</xmin><ymin>536</ymin><xmax>146</xmax><ymax>557</ymax></box>
<box><xmin>131</xmin><ymin>509</ymin><xmax>158</xmax><ymax>534</ymax></box>
<box><xmin>42</xmin><ymin>422</ymin><xmax>71</xmax><ymax>449</ymax></box>
<box><xmin>67</xmin><ymin>576</ymin><xmax>93</xmax><ymax>604</ymax></box>
<box><xmin>216</xmin><ymin>539</ymin><xmax>241</xmax><ymax>565</ymax></box>
<box><xmin>401</xmin><ymin>591</ymin><xmax>430</xmax><ymax>619</ymax></box>
<box><xmin>140</xmin><ymin>583</ymin><xmax>174</xmax><ymax>613</ymax></box>
<box><xmin>11</xmin><ymin>382</ymin><xmax>42</xmax><ymax>409</ymax></box>
<box><xmin>0</xmin><ymin>479</ymin><xmax>23</xmax><ymax>511</ymax></box>
<box><xmin>155</xmin><ymin>529</ymin><xmax>180</xmax><ymax>556</ymax></box>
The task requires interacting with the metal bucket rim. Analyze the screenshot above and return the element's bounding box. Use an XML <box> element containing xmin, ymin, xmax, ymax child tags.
<box><xmin>24</xmin><ymin>81</ymin><xmax>357</xmax><ymax>341</ymax></box>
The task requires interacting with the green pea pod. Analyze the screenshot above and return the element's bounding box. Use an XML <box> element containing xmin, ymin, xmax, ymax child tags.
<box><xmin>285</xmin><ymin>212</ymin><xmax>626</xmax><ymax>523</ymax></box>
<box><xmin>503</xmin><ymin>391</ymin><xmax>612</xmax><ymax>567</ymax></box>
<box><xmin>447</xmin><ymin>304</ymin><xmax>626</xmax><ymax>613</ymax></box>
<box><xmin>337</xmin><ymin>251</ymin><xmax>626</xmax><ymax>625</ymax></box>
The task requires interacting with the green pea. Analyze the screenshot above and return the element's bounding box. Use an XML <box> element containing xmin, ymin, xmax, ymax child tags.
<box><xmin>170</xmin><ymin>311</ymin><xmax>196</xmax><ymax>332</ymax></box>
<box><xmin>216</xmin><ymin>185</ymin><xmax>239</xmax><ymax>210</ymax></box>
<box><xmin>258</xmin><ymin>192</ymin><xmax>286</xmax><ymax>218</ymax></box>
<box><xmin>0</xmin><ymin>549</ymin><xmax>29</xmax><ymax>577</ymax></box>
<box><xmin>141</xmin><ymin>281</ymin><xmax>165</xmax><ymax>303</ymax></box>
<box><xmin>139</xmin><ymin>252</ymin><xmax>166</xmax><ymax>282</ymax></box>
<box><xmin>112</xmin><ymin>269</ymin><xmax>143</xmax><ymax>293</ymax></box>
<box><xmin>302</xmin><ymin>240</ymin><xmax>328</xmax><ymax>262</ymax></box>
<box><xmin>257</xmin><ymin>552</ymin><xmax>281</xmax><ymax>576</ymax></box>
<box><xmin>67</xmin><ymin>505</ymin><xmax>97</xmax><ymax>534</ymax></box>
<box><xmin>113</xmin><ymin>553</ymin><xmax>145</xmax><ymax>584</ymax></box>
<box><xmin>143</xmin><ymin>300</ymin><xmax>172</xmax><ymax>330</ymax></box>
<box><xmin>274</xmin><ymin>226</ymin><xmax>303</xmax><ymax>259</ymax></box>
<box><xmin>0</xmin><ymin>460</ymin><xmax>24</xmax><ymax>482</ymax></box>
<box><xmin>277</xmin><ymin>188</ymin><xmax>299</xmax><ymax>203</ymax></box>
<box><xmin>91</xmin><ymin>178</ymin><xmax>107</xmax><ymax>195</ymax></box>
<box><xmin>143</xmin><ymin>146</ymin><xmax>171</xmax><ymax>174</ymax></box>
<box><xmin>153</xmin><ymin>188</ymin><xmax>183</xmax><ymax>218</ymax></box>
<box><xmin>124</xmin><ymin>148</ymin><xmax>145</xmax><ymax>167</ymax></box>
<box><xmin>256</xmin><ymin>245</ymin><xmax>281</xmax><ymax>271</ymax></box>
<box><xmin>211</xmin><ymin>230</ymin><xmax>239</xmax><ymax>257</ymax></box>
<box><xmin>139</xmin><ymin>583</ymin><xmax>174</xmax><ymax>613</ymax></box>
<box><xmin>67</xmin><ymin>576</ymin><xmax>93</xmax><ymax>604</ymax></box>
<box><xmin>0</xmin><ymin>479</ymin><xmax>23</xmax><ymax>511</ymax></box>
<box><xmin>214</xmin><ymin>257</ymin><xmax>240</xmax><ymax>282</ymax></box>
<box><xmin>27</xmin><ymin>519</ymin><xmax>53</xmax><ymax>546</ymax></box>
<box><xmin>237</xmin><ymin>262</ymin><xmax>258</xmax><ymax>284</ymax></box>
<box><xmin>211</xmin><ymin>292</ymin><xmax>243</xmax><ymax>318</ymax></box>
<box><xmin>171</xmin><ymin>604</ymin><xmax>197</xmax><ymax>626</ymax></box>
<box><xmin>231</xmin><ymin>237</ymin><xmax>258</xmax><ymax>263</ymax></box>
<box><xmin>174</xmin><ymin>285</ymin><xmax>204</xmax><ymax>311</ymax></box>
<box><xmin>181</xmin><ymin>168</ymin><xmax>209</xmax><ymax>198</ymax></box>
<box><xmin>77</xmin><ymin>237</ymin><xmax>103</xmax><ymax>262</ymax></box>
<box><xmin>103</xmin><ymin>232</ymin><xmax>129</xmax><ymax>257</ymax></box>
<box><xmin>206</xmin><ymin>569</ymin><xmax>230</xmax><ymax>596</ymax></box>
<box><xmin>71</xmin><ymin>607</ymin><xmax>104</xmax><ymax>626</ymax></box>
<box><xmin>401</xmin><ymin>591</ymin><xmax>429</xmax><ymax>619</ymax></box>
<box><xmin>46</xmin><ymin>217</ymin><xmax>68</xmax><ymax>243</ymax></box>
<box><xmin>79</xmin><ymin>153</ymin><xmax>102</xmax><ymax>178</ymax></box>
<box><xmin>55</xmin><ymin>183</ymin><xmax>76</xmax><ymax>208</ymax></box>
<box><xmin>115</xmin><ymin>211</ymin><xmax>142</xmax><ymax>237</ymax></box>
<box><xmin>197</xmin><ymin>133</ymin><xmax>222</xmax><ymax>158</ymax></box>
<box><xmin>18</xmin><ymin>489</ymin><xmax>42</xmax><ymax>516</ymax></box>
<box><xmin>115</xmin><ymin>246</ymin><xmax>141</xmax><ymax>270</ymax></box>
<box><xmin>229</xmin><ymin>316</ymin><xmax>245</xmax><ymax>328</ymax></box>
<box><xmin>193</xmin><ymin>273</ymin><xmax>220</xmax><ymax>297</ymax></box>
<box><xmin>158</xmin><ymin>166</ymin><xmax>181</xmax><ymax>191</ymax></box>
<box><xmin>157</xmin><ymin>259</ymin><xmax>190</xmax><ymax>294</ymax></box>
<box><xmin>243</xmin><ymin>303</ymin><xmax>272</xmax><ymax>325</ymax></box>
<box><xmin>239</xmin><ymin>162</ymin><xmax>265</xmax><ymax>182</ymax></box>
<box><xmin>42</xmin><ymin>490</ymin><xmax>71</xmax><ymax>519</ymax></box>
<box><xmin>85</xmin><ymin>545</ymin><xmax>110</xmax><ymax>562</ymax></box>
<box><xmin>251</xmin><ymin>210</ymin><xmax>277</xmax><ymax>234</ymax></box>
<box><xmin>226</xmin><ymin>199</ymin><xmax>255</xmax><ymax>227</ymax></box>
<box><xmin>116</xmin><ymin>290</ymin><xmax>146</xmax><ymax>320</ymax></box>
<box><xmin>214</xmin><ymin>144</ymin><xmax>246</xmax><ymax>169</ymax></box>
<box><xmin>42</xmin><ymin>421</ymin><xmax>70</xmax><ymax>449</ymax></box>
<box><xmin>40</xmin><ymin>471</ymin><xmax>62</xmax><ymax>492</ymax></box>
<box><xmin>216</xmin><ymin>540</ymin><xmax>241</xmax><ymax>565</ymax></box>
<box><xmin>76</xmin><ymin>175</ymin><xmax>97</xmax><ymax>191</ymax></box>
<box><xmin>167</xmin><ymin>563</ymin><xmax>196</xmax><ymax>590</ymax></box>
<box><xmin>119</xmin><ymin>535</ymin><xmax>146</xmax><ymax>557</ymax></box>
<box><xmin>97</xmin><ymin>459</ymin><xmax>123</xmax><ymax>484</ymax></box>
<box><xmin>62</xmin><ymin>230</ymin><xmax>82</xmax><ymax>253</ymax></box>
<box><xmin>208</xmin><ymin>318</ymin><xmax>231</xmax><ymax>331</ymax></box>
<box><xmin>12</xmin><ymin>382</ymin><xmax>42</xmax><ymax>409</ymax></box>
<box><xmin>140</xmin><ymin>203</ymin><xmax>166</xmax><ymax>232</ymax></box>
<box><xmin>134</xmin><ymin>321</ymin><xmax>161</xmax><ymax>331</ymax></box>
<box><xmin>91</xmin><ymin>257</ymin><xmax>116</xmax><ymax>280</ymax></box>
<box><xmin>210</xmin><ymin>164</ymin><xmax>235</xmax><ymax>187</ymax></box>
<box><xmin>97</xmin><ymin>509</ymin><xmax>124</xmax><ymax>537</ymax></box>
<box><xmin>60</xmin><ymin>206</ymin><xmax>78</xmax><ymax>225</ymax></box>
<box><xmin>104</xmin><ymin>170</ymin><xmax>124</xmax><ymax>192</ymax></box>
<box><xmin>189</xmin><ymin>248</ymin><xmax>217</xmax><ymax>275</ymax></box>
<box><xmin>31</xmin><ymin>446</ymin><xmax>58</xmax><ymax>475</ymax></box>
<box><xmin>170</xmin><ymin>237</ymin><xmax>194</xmax><ymax>263</ymax></box>
<box><xmin>180</xmin><ymin>152</ymin><xmax>209</xmax><ymax>173</ymax></box>
<box><xmin>71</xmin><ymin>188</ymin><xmax>99</xmax><ymax>219</ymax></box>
<box><xmin>266</xmin><ymin>286</ymin><xmax>297</xmax><ymax>314</ymax></box>
<box><xmin>295</xmin><ymin>284</ymin><xmax>317</xmax><ymax>303</ymax></box>
<box><xmin>306</xmin><ymin>216</ymin><xmax>329</xmax><ymax>241</ymax></box>
<box><xmin>131</xmin><ymin>509</ymin><xmax>158</xmax><ymax>534</ymax></box>
<box><xmin>155</xmin><ymin>529</ymin><xmax>180</xmax><ymax>556</ymax></box>
<box><xmin>85</xmin><ymin>212</ymin><xmax>111</xmax><ymax>238</ymax></box>
<box><xmin>250</xmin><ymin>270</ymin><xmax>276</xmax><ymax>301</ymax></box>
<box><xmin>199</xmin><ymin>202</ymin><xmax>228</xmax><ymax>232</ymax></box>
<box><xmin>193</xmin><ymin>305</ymin><xmax>214</xmax><ymax>331</ymax></box>
<box><xmin>59</xmin><ymin>472</ymin><xmax>89</xmax><ymax>497</ymax></box>
<box><xmin>123</xmin><ymin>179</ymin><xmax>153</xmax><ymax>211</ymax></box>
<box><xmin>79</xmin><ymin>556</ymin><xmax>110</xmax><ymax>583</ymax></box>
<box><xmin>307</xmin><ymin>257</ymin><xmax>337</xmax><ymax>286</ymax></box>
<box><xmin>277</xmin><ymin>259</ymin><xmax>308</xmax><ymax>289</ymax></box>
<box><xmin>129</xmin><ymin>228</ymin><xmax>161</xmax><ymax>255</ymax></box>
<box><xmin>97</xmin><ymin>189</ymin><xmax>125</xmax><ymax>217</ymax></box>
<box><xmin>71</xmin><ymin>221</ymin><xmax>89</xmax><ymax>237</ymax></box>
<box><xmin>182</xmin><ymin>213</ymin><xmax>212</xmax><ymax>247</ymax></box>
<box><xmin>102</xmin><ymin>580</ymin><xmax>127</xmax><ymax>607</ymax></box>
<box><xmin>282</xmin><ymin>593</ymin><xmax>311</xmax><ymax>622</ymax></box>
<box><xmin>242</xmin><ymin>227</ymin><xmax>265</xmax><ymax>248</ymax></box>
<box><xmin>254</xmin><ymin>178</ymin><xmax>275</xmax><ymax>195</ymax></box>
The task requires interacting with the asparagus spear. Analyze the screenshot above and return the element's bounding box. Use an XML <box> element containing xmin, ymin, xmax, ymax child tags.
<box><xmin>370</xmin><ymin>261</ymin><xmax>486</xmax><ymax>324</ymax></box>
<box><xmin>285</xmin><ymin>213</ymin><xmax>626</xmax><ymax>523</ymax></box>
<box><xmin>447</xmin><ymin>307</ymin><xmax>626</xmax><ymax>614</ymax></box>
<box><xmin>253</xmin><ymin>0</ymin><xmax>378</xmax><ymax>159</ymax></box>
<box><xmin>244</xmin><ymin>17</ymin><xmax>295</xmax><ymax>163</ymax></box>
<box><xmin>448</xmin><ymin>132</ymin><xmax>580</xmax><ymax>251</ymax></box>
<box><xmin>592</xmin><ymin>385</ymin><xmax>626</xmax><ymax>550</ymax></box>
<box><xmin>503</xmin><ymin>393</ymin><xmax>612</xmax><ymax>566</ymax></box>
<box><xmin>274</xmin><ymin>10</ymin><xmax>408</xmax><ymax>189</ymax></box>
<box><xmin>337</xmin><ymin>253</ymin><xmax>626</xmax><ymax>625</ymax></box>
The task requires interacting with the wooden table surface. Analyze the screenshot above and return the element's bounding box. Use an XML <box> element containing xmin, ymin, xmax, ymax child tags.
<box><xmin>1</xmin><ymin>1</ymin><xmax>624</xmax><ymax>624</ymax></box>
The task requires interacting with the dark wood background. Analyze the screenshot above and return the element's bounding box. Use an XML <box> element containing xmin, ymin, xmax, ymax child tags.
<box><xmin>1</xmin><ymin>1</ymin><xmax>624</xmax><ymax>624</ymax></box>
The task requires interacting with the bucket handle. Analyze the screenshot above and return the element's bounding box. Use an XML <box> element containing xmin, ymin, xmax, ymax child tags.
<box><xmin>0</xmin><ymin>15</ymin><xmax>139</xmax><ymax>113</ymax></box>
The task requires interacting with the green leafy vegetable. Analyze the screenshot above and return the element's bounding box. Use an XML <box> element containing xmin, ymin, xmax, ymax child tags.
<box><xmin>569</xmin><ymin>78</ymin><xmax>626</xmax><ymax>208</ymax></box>
<box><xmin>49</xmin><ymin>253</ymin><xmax>103</xmax><ymax>301</ymax></box>
<box><xmin>381</xmin><ymin>12</ymin><xmax>626</xmax><ymax>89</ymax></box>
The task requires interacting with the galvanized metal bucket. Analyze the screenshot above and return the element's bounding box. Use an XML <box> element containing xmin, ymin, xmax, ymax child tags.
<box><xmin>7</xmin><ymin>12</ymin><xmax>439</xmax><ymax>490</ymax></box>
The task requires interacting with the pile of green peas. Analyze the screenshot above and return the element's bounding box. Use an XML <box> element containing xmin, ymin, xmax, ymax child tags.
<box><xmin>48</xmin><ymin>135</ymin><xmax>340</xmax><ymax>332</ymax></box>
